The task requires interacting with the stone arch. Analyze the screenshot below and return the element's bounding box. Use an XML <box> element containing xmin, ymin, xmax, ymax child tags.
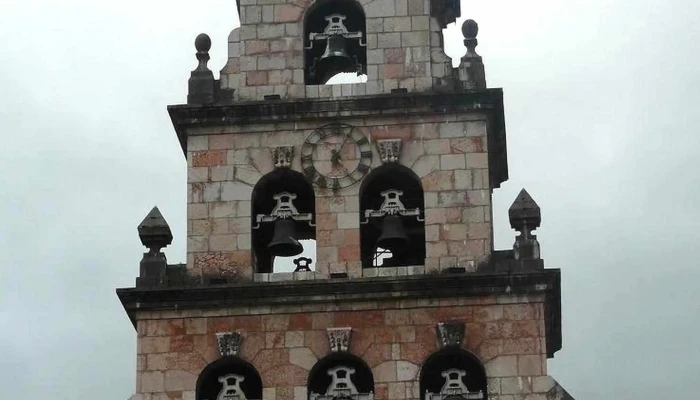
<box><xmin>307</xmin><ymin>352</ymin><xmax>375</xmax><ymax>400</ymax></box>
<box><xmin>303</xmin><ymin>0</ymin><xmax>367</xmax><ymax>84</ymax></box>
<box><xmin>359</xmin><ymin>163</ymin><xmax>426</xmax><ymax>268</ymax></box>
<box><xmin>419</xmin><ymin>348</ymin><xmax>487</xmax><ymax>400</ymax></box>
<box><xmin>251</xmin><ymin>168</ymin><xmax>316</xmax><ymax>273</ymax></box>
<box><xmin>196</xmin><ymin>356</ymin><xmax>263</xmax><ymax>400</ymax></box>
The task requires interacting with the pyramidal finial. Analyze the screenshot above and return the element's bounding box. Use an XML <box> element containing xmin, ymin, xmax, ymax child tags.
<box><xmin>509</xmin><ymin>189</ymin><xmax>541</xmax><ymax>260</ymax></box>
<box><xmin>508</xmin><ymin>189</ymin><xmax>541</xmax><ymax>229</ymax></box>
<box><xmin>138</xmin><ymin>206</ymin><xmax>173</xmax><ymax>253</ymax></box>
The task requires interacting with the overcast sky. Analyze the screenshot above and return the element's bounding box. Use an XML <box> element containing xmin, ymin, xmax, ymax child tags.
<box><xmin>1</xmin><ymin>0</ymin><xmax>698</xmax><ymax>399</ymax></box>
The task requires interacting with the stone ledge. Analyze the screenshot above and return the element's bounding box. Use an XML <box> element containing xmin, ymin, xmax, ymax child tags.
<box><xmin>168</xmin><ymin>90</ymin><xmax>508</xmax><ymax>188</ymax></box>
<box><xmin>117</xmin><ymin>269</ymin><xmax>561</xmax><ymax>357</ymax></box>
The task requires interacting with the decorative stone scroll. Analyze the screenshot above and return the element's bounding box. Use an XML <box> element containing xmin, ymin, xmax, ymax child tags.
<box><xmin>216</xmin><ymin>332</ymin><xmax>243</xmax><ymax>357</ymax></box>
<box><xmin>327</xmin><ymin>327</ymin><xmax>353</xmax><ymax>352</ymax></box>
<box><xmin>376</xmin><ymin>139</ymin><xmax>402</xmax><ymax>163</ymax></box>
<box><xmin>271</xmin><ymin>146</ymin><xmax>295</xmax><ymax>168</ymax></box>
<box><xmin>436</xmin><ymin>322</ymin><xmax>465</xmax><ymax>348</ymax></box>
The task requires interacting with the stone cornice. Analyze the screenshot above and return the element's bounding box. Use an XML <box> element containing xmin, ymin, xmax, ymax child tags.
<box><xmin>167</xmin><ymin>89</ymin><xmax>508</xmax><ymax>187</ymax></box>
<box><xmin>117</xmin><ymin>269</ymin><xmax>560</xmax><ymax>357</ymax></box>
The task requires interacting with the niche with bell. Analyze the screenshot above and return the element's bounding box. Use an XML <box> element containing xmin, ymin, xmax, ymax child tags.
<box><xmin>304</xmin><ymin>0</ymin><xmax>367</xmax><ymax>84</ymax></box>
<box><xmin>359</xmin><ymin>164</ymin><xmax>426</xmax><ymax>269</ymax></box>
<box><xmin>308</xmin><ymin>353</ymin><xmax>375</xmax><ymax>400</ymax></box>
<box><xmin>196</xmin><ymin>357</ymin><xmax>263</xmax><ymax>400</ymax></box>
<box><xmin>420</xmin><ymin>349</ymin><xmax>487</xmax><ymax>400</ymax></box>
<box><xmin>251</xmin><ymin>169</ymin><xmax>316</xmax><ymax>274</ymax></box>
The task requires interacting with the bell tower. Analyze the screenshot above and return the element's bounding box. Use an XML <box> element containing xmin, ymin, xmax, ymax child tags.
<box><xmin>119</xmin><ymin>1</ymin><xmax>576</xmax><ymax>399</ymax></box>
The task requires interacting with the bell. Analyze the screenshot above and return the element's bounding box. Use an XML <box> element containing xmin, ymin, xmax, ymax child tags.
<box><xmin>317</xmin><ymin>34</ymin><xmax>354</xmax><ymax>80</ymax></box>
<box><xmin>376</xmin><ymin>215</ymin><xmax>409</xmax><ymax>254</ymax></box>
<box><xmin>268</xmin><ymin>219</ymin><xmax>304</xmax><ymax>257</ymax></box>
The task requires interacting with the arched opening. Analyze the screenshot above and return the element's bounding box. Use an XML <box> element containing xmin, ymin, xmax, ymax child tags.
<box><xmin>359</xmin><ymin>164</ymin><xmax>425</xmax><ymax>269</ymax></box>
<box><xmin>196</xmin><ymin>356</ymin><xmax>263</xmax><ymax>400</ymax></box>
<box><xmin>252</xmin><ymin>169</ymin><xmax>316</xmax><ymax>274</ymax></box>
<box><xmin>303</xmin><ymin>0</ymin><xmax>367</xmax><ymax>85</ymax></box>
<box><xmin>308</xmin><ymin>352</ymin><xmax>374</xmax><ymax>400</ymax></box>
<box><xmin>419</xmin><ymin>348</ymin><xmax>487</xmax><ymax>400</ymax></box>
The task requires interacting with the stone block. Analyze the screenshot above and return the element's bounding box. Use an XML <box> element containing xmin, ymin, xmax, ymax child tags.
<box><xmin>440</xmin><ymin>154</ymin><xmax>466</xmax><ymax>170</ymax></box>
<box><xmin>365</xmin><ymin>0</ymin><xmax>396</xmax><ymax>17</ymax></box>
<box><xmin>164</xmin><ymin>370</ymin><xmax>197</xmax><ymax>392</ymax></box>
<box><xmin>188</xmin><ymin>135</ymin><xmax>208</xmax><ymax>151</ymax></box>
<box><xmin>374</xmin><ymin>360</ymin><xmax>397</xmax><ymax>382</ymax></box>
<box><xmin>187</xmin><ymin>236</ymin><xmax>208</xmax><ymax>252</ymax></box>
<box><xmin>401</xmin><ymin>31</ymin><xmax>429</xmax><ymax>46</ymax></box>
<box><xmin>275</xmin><ymin>4</ymin><xmax>303</xmax><ymax>22</ymax></box>
<box><xmin>384</xmin><ymin>16</ymin><xmax>412</xmax><ymax>31</ymax></box>
<box><xmin>411</xmin><ymin>15</ymin><xmax>429</xmax><ymax>30</ymax></box>
<box><xmin>221</xmin><ymin>181</ymin><xmax>253</xmax><ymax>201</ymax></box>
<box><xmin>243</xmin><ymin>5</ymin><xmax>262</xmax><ymax>23</ymax></box>
<box><xmin>485</xmin><ymin>355</ymin><xmax>518</xmax><ymax>377</ymax></box>
<box><xmin>531</xmin><ymin>376</ymin><xmax>556</xmax><ymax>393</ymax></box>
<box><xmin>187</xmin><ymin>167</ymin><xmax>208</xmax><ymax>183</ymax></box>
<box><xmin>202</xmin><ymin>182</ymin><xmax>222</xmax><ymax>202</ymax></box>
<box><xmin>289</xmin><ymin>347</ymin><xmax>317</xmax><ymax>370</ymax></box>
<box><xmin>263</xmin><ymin>5</ymin><xmax>274</xmax><ymax>23</ymax></box>
<box><xmin>139</xmin><ymin>371</ymin><xmax>164</xmax><ymax>392</ymax></box>
<box><xmin>337</xmin><ymin>212</ymin><xmax>359</xmax><ymax>229</ymax></box>
<box><xmin>395</xmin><ymin>0</ymin><xmax>407</xmax><ymax>15</ymax></box>
<box><xmin>211</xmin><ymin>165</ymin><xmax>234</xmax><ymax>182</ymax></box>
<box><xmin>466</xmin><ymin>152</ymin><xmax>489</xmax><ymax>169</ymax></box>
<box><xmin>518</xmin><ymin>355</ymin><xmax>543</xmax><ymax>376</ymax></box>
<box><xmin>439</xmin><ymin>122</ymin><xmax>466</xmax><ymax>138</ymax></box>
<box><xmin>377</xmin><ymin>32</ymin><xmax>401</xmax><ymax>48</ymax></box>
<box><xmin>209</xmin><ymin>234</ymin><xmax>237</xmax><ymax>251</ymax></box>
<box><xmin>501</xmin><ymin>376</ymin><xmax>532</xmax><ymax>395</ymax></box>
<box><xmin>258</xmin><ymin>24</ymin><xmax>286</xmax><ymax>39</ymax></box>
<box><xmin>258</xmin><ymin>55</ymin><xmax>286</xmax><ymax>70</ymax></box>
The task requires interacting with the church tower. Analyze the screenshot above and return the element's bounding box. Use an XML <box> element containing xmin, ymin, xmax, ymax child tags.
<box><xmin>119</xmin><ymin>1</ymin><xmax>576</xmax><ymax>399</ymax></box>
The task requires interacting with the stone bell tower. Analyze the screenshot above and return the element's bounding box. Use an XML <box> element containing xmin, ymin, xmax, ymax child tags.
<box><xmin>118</xmin><ymin>0</ymin><xmax>576</xmax><ymax>399</ymax></box>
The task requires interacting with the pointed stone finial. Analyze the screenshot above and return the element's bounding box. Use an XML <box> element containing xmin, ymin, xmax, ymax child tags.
<box><xmin>188</xmin><ymin>33</ymin><xmax>215</xmax><ymax>105</ymax></box>
<box><xmin>138</xmin><ymin>206</ymin><xmax>173</xmax><ymax>254</ymax></box>
<box><xmin>459</xmin><ymin>19</ymin><xmax>486</xmax><ymax>90</ymax></box>
<box><xmin>509</xmin><ymin>189</ymin><xmax>541</xmax><ymax>260</ymax></box>
<box><xmin>137</xmin><ymin>207</ymin><xmax>172</xmax><ymax>287</ymax></box>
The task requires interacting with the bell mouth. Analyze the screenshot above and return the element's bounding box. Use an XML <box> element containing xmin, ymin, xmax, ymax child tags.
<box><xmin>268</xmin><ymin>240</ymin><xmax>303</xmax><ymax>257</ymax></box>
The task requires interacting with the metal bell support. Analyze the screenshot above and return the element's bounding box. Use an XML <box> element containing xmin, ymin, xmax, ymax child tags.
<box><xmin>253</xmin><ymin>192</ymin><xmax>313</xmax><ymax>258</ymax></box>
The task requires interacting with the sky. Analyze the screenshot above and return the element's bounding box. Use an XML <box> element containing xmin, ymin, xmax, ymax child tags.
<box><xmin>0</xmin><ymin>0</ymin><xmax>698</xmax><ymax>399</ymax></box>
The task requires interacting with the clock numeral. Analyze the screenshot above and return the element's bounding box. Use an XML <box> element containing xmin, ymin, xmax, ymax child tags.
<box><xmin>315</xmin><ymin>175</ymin><xmax>327</xmax><ymax>188</ymax></box>
<box><xmin>356</xmin><ymin>137</ymin><xmax>368</xmax><ymax>146</ymax></box>
<box><xmin>357</xmin><ymin>163</ymin><xmax>370</xmax><ymax>174</ymax></box>
<box><xmin>361</xmin><ymin>150</ymin><xmax>372</xmax><ymax>159</ymax></box>
<box><xmin>304</xmin><ymin>166</ymin><xmax>317</xmax><ymax>180</ymax></box>
<box><xmin>317</xmin><ymin>129</ymin><xmax>328</xmax><ymax>139</ymax></box>
<box><xmin>301</xmin><ymin>154</ymin><xmax>312</xmax><ymax>165</ymax></box>
<box><xmin>332</xmin><ymin>179</ymin><xmax>341</xmax><ymax>190</ymax></box>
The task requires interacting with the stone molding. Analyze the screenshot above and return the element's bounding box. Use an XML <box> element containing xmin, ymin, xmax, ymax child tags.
<box><xmin>271</xmin><ymin>146</ymin><xmax>295</xmax><ymax>168</ymax></box>
<box><xmin>216</xmin><ymin>331</ymin><xmax>243</xmax><ymax>357</ymax></box>
<box><xmin>326</xmin><ymin>327</ymin><xmax>353</xmax><ymax>352</ymax></box>
<box><xmin>436</xmin><ymin>322</ymin><xmax>465</xmax><ymax>348</ymax></box>
<box><xmin>377</xmin><ymin>139</ymin><xmax>402</xmax><ymax>163</ymax></box>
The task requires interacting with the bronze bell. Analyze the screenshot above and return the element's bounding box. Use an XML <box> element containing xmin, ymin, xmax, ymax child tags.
<box><xmin>376</xmin><ymin>215</ymin><xmax>409</xmax><ymax>254</ymax></box>
<box><xmin>317</xmin><ymin>34</ymin><xmax>354</xmax><ymax>81</ymax></box>
<box><xmin>268</xmin><ymin>219</ymin><xmax>304</xmax><ymax>257</ymax></box>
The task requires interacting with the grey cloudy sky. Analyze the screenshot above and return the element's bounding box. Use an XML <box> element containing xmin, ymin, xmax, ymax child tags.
<box><xmin>1</xmin><ymin>0</ymin><xmax>698</xmax><ymax>398</ymax></box>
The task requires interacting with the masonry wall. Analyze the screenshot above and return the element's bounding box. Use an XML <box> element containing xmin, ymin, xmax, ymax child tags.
<box><xmin>220</xmin><ymin>0</ymin><xmax>455</xmax><ymax>101</ymax></box>
<box><xmin>132</xmin><ymin>294</ymin><xmax>555</xmax><ymax>400</ymax></box>
<box><xmin>185</xmin><ymin>113</ymin><xmax>493</xmax><ymax>282</ymax></box>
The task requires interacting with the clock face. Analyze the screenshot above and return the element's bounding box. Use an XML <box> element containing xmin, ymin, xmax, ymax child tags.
<box><xmin>301</xmin><ymin>123</ymin><xmax>372</xmax><ymax>189</ymax></box>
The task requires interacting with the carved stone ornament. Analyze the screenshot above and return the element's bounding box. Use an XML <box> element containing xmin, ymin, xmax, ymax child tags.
<box><xmin>436</xmin><ymin>322</ymin><xmax>465</xmax><ymax>348</ymax></box>
<box><xmin>376</xmin><ymin>139</ymin><xmax>402</xmax><ymax>163</ymax></box>
<box><xmin>327</xmin><ymin>327</ymin><xmax>353</xmax><ymax>352</ymax></box>
<box><xmin>216</xmin><ymin>332</ymin><xmax>243</xmax><ymax>357</ymax></box>
<box><xmin>271</xmin><ymin>146</ymin><xmax>295</xmax><ymax>168</ymax></box>
<box><xmin>426</xmin><ymin>368</ymin><xmax>484</xmax><ymax>400</ymax></box>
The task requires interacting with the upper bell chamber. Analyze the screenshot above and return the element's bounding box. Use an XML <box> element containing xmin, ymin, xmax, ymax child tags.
<box><xmin>185</xmin><ymin>0</ymin><xmax>491</xmax><ymax>104</ymax></box>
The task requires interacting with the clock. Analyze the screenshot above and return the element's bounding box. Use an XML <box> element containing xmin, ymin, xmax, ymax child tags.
<box><xmin>301</xmin><ymin>123</ymin><xmax>373</xmax><ymax>189</ymax></box>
